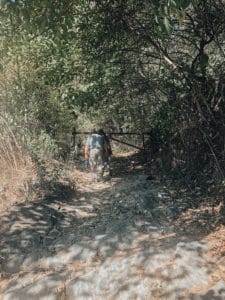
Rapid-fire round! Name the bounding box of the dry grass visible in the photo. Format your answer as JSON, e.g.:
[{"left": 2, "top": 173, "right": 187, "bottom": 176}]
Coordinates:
[
  {"left": 0, "top": 117, "right": 37, "bottom": 211},
  {"left": 0, "top": 158, "right": 36, "bottom": 211}
]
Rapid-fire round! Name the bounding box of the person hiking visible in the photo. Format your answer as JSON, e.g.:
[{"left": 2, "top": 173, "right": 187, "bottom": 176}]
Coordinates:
[
  {"left": 98, "top": 129, "right": 112, "bottom": 175},
  {"left": 85, "top": 129, "right": 104, "bottom": 181}
]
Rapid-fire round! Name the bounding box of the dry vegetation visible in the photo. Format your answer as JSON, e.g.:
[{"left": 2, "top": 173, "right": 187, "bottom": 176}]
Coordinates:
[
  {"left": 0, "top": 159, "right": 36, "bottom": 211},
  {"left": 0, "top": 119, "right": 36, "bottom": 211}
]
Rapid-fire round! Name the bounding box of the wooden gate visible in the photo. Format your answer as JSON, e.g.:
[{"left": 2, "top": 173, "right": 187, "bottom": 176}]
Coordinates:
[{"left": 71, "top": 129, "right": 151, "bottom": 151}]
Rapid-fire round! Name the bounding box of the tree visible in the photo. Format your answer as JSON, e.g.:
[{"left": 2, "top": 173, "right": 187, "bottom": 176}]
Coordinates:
[{"left": 1, "top": 0, "right": 225, "bottom": 182}]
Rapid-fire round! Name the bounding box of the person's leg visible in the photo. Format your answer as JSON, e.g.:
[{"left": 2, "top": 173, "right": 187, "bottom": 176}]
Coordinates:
[
  {"left": 96, "top": 150, "right": 104, "bottom": 180},
  {"left": 84, "top": 159, "right": 90, "bottom": 169},
  {"left": 84, "top": 144, "right": 90, "bottom": 169},
  {"left": 90, "top": 149, "right": 100, "bottom": 181},
  {"left": 89, "top": 149, "right": 95, "bottom": 181}
]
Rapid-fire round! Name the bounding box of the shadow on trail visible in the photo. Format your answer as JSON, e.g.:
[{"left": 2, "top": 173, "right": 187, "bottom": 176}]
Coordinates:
[
  {"left": 0, "top": 152, "right": 224, "bottom": 299},
  {"left": 190, "top": 286, "right": 225, "bottom": 300},
  {"left": 110, "top": 151, "right": 146, "bottom": 176},
  {"left": 73, "top": 150, "right": 146, "bottom": 176}
]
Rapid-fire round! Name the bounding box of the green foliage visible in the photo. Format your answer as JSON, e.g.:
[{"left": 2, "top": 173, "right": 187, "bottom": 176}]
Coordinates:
[
  {"left": 28, "top": 131, "right": 59, "bottom": 161},
  {"left": 0, "top": 0, "right": 225, "bottom": 186}
]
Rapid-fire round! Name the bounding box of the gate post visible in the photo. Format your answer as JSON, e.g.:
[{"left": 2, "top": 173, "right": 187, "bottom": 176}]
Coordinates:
[
  {"left": 142, "top": 133, "right": 148, "bottom": 165},
  {"left": 142, "top": 133, "right": 145, "bottom": 151},
  {"left": 71, "top": 127, "right": 76, "bottom": 147}
]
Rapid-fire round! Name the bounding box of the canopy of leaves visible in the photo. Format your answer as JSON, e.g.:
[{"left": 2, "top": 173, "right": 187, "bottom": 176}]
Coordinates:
[{"left": 1, "top": 0, "right": 225, "bottom": 182}]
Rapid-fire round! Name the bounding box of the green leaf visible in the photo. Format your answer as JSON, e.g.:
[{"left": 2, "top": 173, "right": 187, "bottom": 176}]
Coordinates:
[
  {"left": 163, "top": 16, "right": 173, "bottom": 33},
  {"left": 164, "top": 5, "right": 169, "bottom": 15}
]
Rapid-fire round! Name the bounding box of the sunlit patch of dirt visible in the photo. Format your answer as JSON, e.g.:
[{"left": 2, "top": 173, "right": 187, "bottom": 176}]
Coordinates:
[{"left": 204, "top": 225, "right": 225, "bottom": 259}]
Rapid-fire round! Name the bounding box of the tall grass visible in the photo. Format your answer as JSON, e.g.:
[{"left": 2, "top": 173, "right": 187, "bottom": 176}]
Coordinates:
[
  {"left": 0, "top": 115, "right": 75, "bottom": 211},
  {"left": 0, "top": 115, "right": 36, "bottom": 210}
]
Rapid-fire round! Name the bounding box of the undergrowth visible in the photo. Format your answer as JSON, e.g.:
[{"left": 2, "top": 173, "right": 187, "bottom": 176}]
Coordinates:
[{"left": 0, "top": 117, "right": 74, "bottom": 211}]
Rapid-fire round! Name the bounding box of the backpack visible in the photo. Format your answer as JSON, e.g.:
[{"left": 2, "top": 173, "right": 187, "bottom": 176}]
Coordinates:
[{"left": 104, "top": 136, "right": 112, "bottom": 156}]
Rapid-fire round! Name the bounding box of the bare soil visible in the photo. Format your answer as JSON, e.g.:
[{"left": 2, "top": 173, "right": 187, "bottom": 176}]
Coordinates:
[{"left": 0, "top": 152, "right": 225, "bottom": 299}]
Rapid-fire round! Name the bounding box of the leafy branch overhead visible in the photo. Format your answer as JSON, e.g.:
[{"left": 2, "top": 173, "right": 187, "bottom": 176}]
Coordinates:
[{"left": 1, "top": 0, "right": 225, "bottom": 183}]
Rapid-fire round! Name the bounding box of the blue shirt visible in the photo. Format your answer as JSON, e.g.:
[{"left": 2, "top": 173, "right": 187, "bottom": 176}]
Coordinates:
[{"left": 87, "top": 133, "right": 103, "bottom": 150}]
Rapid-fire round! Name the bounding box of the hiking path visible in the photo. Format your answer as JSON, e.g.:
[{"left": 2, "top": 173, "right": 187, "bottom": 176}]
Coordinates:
[{"left": 0, "top": 152, "right": 225, "bottom": 300}]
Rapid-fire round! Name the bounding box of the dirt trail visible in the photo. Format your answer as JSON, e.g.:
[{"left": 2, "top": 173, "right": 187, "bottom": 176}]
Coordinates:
[{"left": 0, "top": 155, "right": 225, "bottom": 299}]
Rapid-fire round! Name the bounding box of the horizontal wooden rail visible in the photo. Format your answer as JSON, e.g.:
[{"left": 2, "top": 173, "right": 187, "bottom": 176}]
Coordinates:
[
  {"left": 73, "top": 132, "right": 151, "bottom": 136},
  {"left": 71, "top": 131, "right": 152, "bottom": 151}
]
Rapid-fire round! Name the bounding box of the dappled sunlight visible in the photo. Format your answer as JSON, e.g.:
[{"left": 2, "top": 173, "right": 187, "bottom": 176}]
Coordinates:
[
  {"left": 3, "top": 231, "right": 218, "bottom": 299},
  {"left": 0, "top": 154, "right": 225, "bottom": 299}
]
